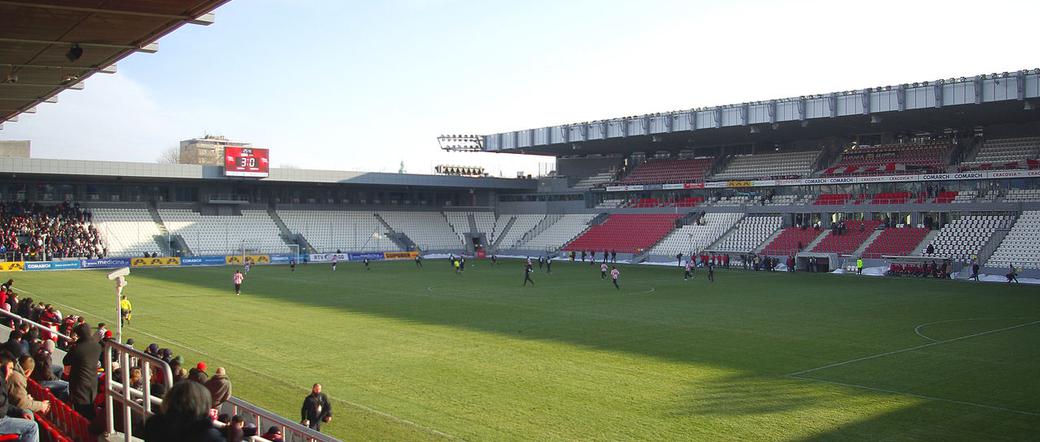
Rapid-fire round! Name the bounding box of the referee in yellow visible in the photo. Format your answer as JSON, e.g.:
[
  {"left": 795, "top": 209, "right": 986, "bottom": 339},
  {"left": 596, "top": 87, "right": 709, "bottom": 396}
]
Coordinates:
[{"left": 120, "top": 294, "right": 133, "bottom": 326}]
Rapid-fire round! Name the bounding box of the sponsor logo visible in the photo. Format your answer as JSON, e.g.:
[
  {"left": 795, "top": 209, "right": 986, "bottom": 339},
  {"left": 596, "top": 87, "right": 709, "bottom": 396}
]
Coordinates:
[
  {"left": 81, "top": 258, "right": 132, "bottom": 269},
  {"left": 130, "top": 257, "right": 181, "bottom": 267},
  {"left": 383, "top": 251, "right": 418, "bottom": 260},
  {"left": 225, "top": 255, "right": 271, "bottom": 265},
  {"left": 181, "top": 256, "right": 227, "bottom": 266},
  {"left": 727, "top": 180, "right": 753, "bottom": 188},
  {"left": 24, "top": 262, "right": 52, "bottom": 271},
  {"left": 348, "top": 253, "right": 384, "bottom": 261},
  {"left": 0, "top": 262, "right": 25, "bottom": 272}
]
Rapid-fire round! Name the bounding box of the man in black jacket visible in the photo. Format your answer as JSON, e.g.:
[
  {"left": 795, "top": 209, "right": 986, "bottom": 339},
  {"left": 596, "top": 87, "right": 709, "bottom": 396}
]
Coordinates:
[
  {"left": 0, "top": 353, "right": 39, "bottom": 441},
  {"left": 301, "top": 383, "right": 332, "bottom": 431},
  {"left": 63, "top": 323, "right": 102, "bottom": 419}
]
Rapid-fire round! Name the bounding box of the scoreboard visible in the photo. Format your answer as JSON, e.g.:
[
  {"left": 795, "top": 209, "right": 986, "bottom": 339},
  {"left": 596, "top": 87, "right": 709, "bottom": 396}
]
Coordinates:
[{"left": 224, "top": 147, "right": 269, "bottom": 178}]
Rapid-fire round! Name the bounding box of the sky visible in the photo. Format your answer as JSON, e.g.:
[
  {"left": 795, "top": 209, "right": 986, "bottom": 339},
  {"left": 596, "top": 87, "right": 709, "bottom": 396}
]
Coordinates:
[{"left": 2, "top": 0, "right": 1038, "bottom": 177}]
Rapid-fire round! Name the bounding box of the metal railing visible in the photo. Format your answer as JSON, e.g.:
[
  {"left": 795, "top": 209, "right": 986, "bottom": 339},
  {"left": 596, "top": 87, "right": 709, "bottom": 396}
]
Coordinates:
[
  {"left": 103, "top": 340, "right": 173, "bottom": 441},
  {"left": 219, "top": 396, "right": 338, "bottom": 442}
]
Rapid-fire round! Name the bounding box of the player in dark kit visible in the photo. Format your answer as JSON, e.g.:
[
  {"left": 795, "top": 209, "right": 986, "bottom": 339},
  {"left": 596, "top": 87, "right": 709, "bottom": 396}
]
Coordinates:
[
  {"left": 538, "top": 256, "right": 544, "bottom": 269},
  {"left": 491, "top": 254, "right": 497, "bottom": 265},
  {"left": 707, "top": 263, "right": 715, "bottom": 282},
  {"left": 363, "top": 258, "right": 370, "bottom": 270},
  {"left": 546, "top": 257, "right": 552, "bottom": 273},
  {"left": 415, "top": 254, "right": 423, "bottom": 268},
  {"left": 523, "top": 262, "right": 535, "bottom": 286},
  {"left": 290, "top": 258, "right": 297, "bottom": 272}
]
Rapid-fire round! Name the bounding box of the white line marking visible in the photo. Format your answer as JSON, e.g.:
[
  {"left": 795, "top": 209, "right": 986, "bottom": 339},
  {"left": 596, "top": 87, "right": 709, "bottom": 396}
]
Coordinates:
[
  {"left": 787, "top": 319, "right": 1040, "bottom": 377},
  {"left": 913, "top": 317, "right": 1036, "bottom": 342},
  {"left": 15, "top": 285, "right": 459, "bottom": 440},
  {"left": 790, "top": 375, "right": 1040, "bottom": 417}
]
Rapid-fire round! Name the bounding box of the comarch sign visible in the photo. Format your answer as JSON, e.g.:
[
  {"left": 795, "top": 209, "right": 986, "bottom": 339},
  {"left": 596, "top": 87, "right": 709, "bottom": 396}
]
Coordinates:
[{"left": 604, "top": 169, "right": 1040, "bottom": 192}]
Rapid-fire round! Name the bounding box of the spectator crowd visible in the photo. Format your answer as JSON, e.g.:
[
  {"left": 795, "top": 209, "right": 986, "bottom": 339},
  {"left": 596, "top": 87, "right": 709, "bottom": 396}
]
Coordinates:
[{"left": 0, "top": 201, "right": 104, "bottom": 261}]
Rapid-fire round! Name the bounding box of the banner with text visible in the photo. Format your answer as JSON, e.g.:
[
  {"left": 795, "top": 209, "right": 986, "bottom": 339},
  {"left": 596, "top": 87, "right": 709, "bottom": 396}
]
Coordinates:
[
  {"left": 604, "top": 169, "right": 1040, "bottom": 192},
  {"left": 80, "top": 258, "right": 132, "bottom": 269},
  {"left": 383, "top": 251, "right": 419, "bottom": 260},
  {"left": 225, "top": 255, "right": 271, "bottom": 265},
  {"left": 0, "top": 262, "right": 24, "bottom": 272},
  {"left": 181, "top": 256, "right": 227, "bottom": 267},
  {"left": 131, "top": 257, "right": 182, "bottom": 267}
]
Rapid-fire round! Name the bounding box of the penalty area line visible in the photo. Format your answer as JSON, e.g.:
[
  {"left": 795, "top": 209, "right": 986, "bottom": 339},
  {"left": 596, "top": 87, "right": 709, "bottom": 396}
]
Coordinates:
[
  {"left": 15, "top": 285, "right": 461, "bottom": 440},
  {"left": 786, "top": 319, "right": 1040, "bottom": 377}
]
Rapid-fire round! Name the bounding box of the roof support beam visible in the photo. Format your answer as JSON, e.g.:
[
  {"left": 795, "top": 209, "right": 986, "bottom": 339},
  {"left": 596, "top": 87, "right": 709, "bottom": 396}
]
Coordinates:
[
  {"left": 0, "top": 1, "right": 216, "bottom": 25},
  {"left": 0, "top": 82, "right": 84, "bottom": 90},
  {"left": 0, "top": 37, "right": 158, "bottom": 53},
  {"left": 0, "top": 63, "right": 116, "bottom": 73}
]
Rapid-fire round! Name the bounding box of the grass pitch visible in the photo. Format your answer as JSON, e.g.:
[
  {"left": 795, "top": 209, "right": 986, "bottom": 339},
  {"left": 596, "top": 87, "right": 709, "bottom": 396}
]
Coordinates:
[{"left": 5, "top": 259, "right": 1039, "bottom": 441}]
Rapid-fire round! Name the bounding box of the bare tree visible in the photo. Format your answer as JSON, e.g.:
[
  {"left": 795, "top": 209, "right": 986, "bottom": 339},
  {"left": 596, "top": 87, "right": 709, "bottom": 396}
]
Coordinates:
[{"left": 156, "top": 146, "right": 179, "bottom": 164}]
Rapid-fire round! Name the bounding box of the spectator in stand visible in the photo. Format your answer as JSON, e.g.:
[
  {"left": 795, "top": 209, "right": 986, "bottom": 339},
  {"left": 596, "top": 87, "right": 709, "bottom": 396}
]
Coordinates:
[
  {"left": 3, "top": 330, "right": 25, "bottom": 359},
  {"left": 0, "top": 201, "right": 103, "bottom": 261},
  {"left": 224, "top": 414, "right": 246, "bottom": 442},
  {"left": 203, "top": 367, "right": 231, "bottom": 408},
  {"left": 0, "top": 353, "right": 38, "bottom": 441},
  {"left": 301, "top": 383, "right": 332, "bottom": 431},
  {"left": 143, "top": 380, "right": 223, "bottom": 442},
  {"left": 188, "top": 362, "right": 208, "bottom": 384},
  {"left": 6, "top": 356, "right": 49, "bottom": 415},
  {"left": 64, "top": 323, "right": 102, "bottom": 419},
  {"left": 261, "top": 426, "right": 284, "bottom": 442},
  {"left": 31, "top": 342, "right": 68, "bottom": 401},
  {"left": 926, "top": 243, "right": 935, "bottom": 255}
]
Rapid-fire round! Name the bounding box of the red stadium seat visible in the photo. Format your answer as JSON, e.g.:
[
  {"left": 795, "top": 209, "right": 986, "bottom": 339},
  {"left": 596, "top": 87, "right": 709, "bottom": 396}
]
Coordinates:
[
  {"left": 761, "top": 228, "right": 824, "bottom": 256},
  {"left": 563, "top": 214, "right": 680, "bottom": 254}
]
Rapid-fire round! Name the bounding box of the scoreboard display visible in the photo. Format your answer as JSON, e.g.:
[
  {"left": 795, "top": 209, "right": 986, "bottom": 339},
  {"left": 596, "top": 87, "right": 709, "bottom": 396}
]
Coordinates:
[{"left": 224, "top": 146, "right": 269, "bottom": 178}]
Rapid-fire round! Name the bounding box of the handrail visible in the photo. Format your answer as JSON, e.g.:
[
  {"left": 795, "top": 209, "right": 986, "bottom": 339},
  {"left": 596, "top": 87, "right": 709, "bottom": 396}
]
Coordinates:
[
  {"left": 221, "top": 395, "right": 339, "bottom": 442},
  {"left": 103, "top": 340, "right": 174, "bottom": 442}
]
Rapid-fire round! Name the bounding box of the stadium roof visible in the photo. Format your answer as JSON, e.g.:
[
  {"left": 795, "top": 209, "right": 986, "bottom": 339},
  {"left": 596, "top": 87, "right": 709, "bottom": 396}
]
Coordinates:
[
  {"left": 0, "top": 0, "right": 228, "bottom": 127},
  {"left": 483, "top": 69, "right": 1040, "bottom": 156},
  {"left": 0, "top": 157, "right": 538, "bottom": 190}
]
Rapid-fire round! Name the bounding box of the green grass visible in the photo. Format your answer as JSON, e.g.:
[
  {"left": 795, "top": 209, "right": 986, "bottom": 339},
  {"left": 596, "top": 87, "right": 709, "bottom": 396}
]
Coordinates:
[{"left": 4, "top": 260, "right": 1039, "bottom": 441}]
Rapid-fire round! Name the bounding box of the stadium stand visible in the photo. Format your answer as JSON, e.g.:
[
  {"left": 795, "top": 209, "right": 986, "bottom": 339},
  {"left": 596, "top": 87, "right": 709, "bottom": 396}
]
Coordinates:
[
  {"left": 444, "top": 211, "right": 474, "bottom": 245},
  {"left": 517, "top": 214, "right": 596, "bottom": 252},
  {"left": 378, "top": 211, "right": 462, "bottom": 250},
  {"left": 496, "top": 214, "right": 544, "bottom": 249},
  {"left": 764, "top": 194, "right": 812, "bottom": 206},
  {"left": 811, "top": 220, "right": 882, "bottom": 254},
  {"left": 648, "top": 213, "right": 743, "bottom": 256},
  {"left": 159, "top": 209, "right": 291, "bottom": 255},
  {"left": 987, "top": 211, "right": 1040, "bottom": 269},
  {"left": 563, "top": 214, "right": 680, "bottom": 254},
  {"left": 713, "top": 216, "right": 783, "bottom": 252},
  {"left": 951, "top": 190, "right": 977, "bottom": 203},
  {"left": 1002, "top": 188, "right": 1040, "bottom": 203},
  {"left": 822, "top": 142, "right": 949, "bottom": 176},
  {"left": 704, "top": 195, "right": 757, "bottom": 207},
  {"left": 278, "top": 210, "right": 400, "bottom": 252},
  {"left": 932, "top": 191, "right": 959, "bottom": 204},
  {"left": 0, "top": 202, "right": 103, "bottom": 260},
  {"left": 960, "top": 136, "right": 1040, "bottom": 170},
  {"left": 869, "top": 192, "right": 913, "bottom": 204},
  {"left": 922, "top": 214, "right": 1016, "bottom": 261},
  {"left": 573, "top": 171, "right": 617, "bottom": 189},
  {"left": 861, "top": 227, "right": 929, "bottom": 258},
  {"left": 596, "top": 199, "right": 626, "bottom": 209},
  {"left": 711, "top": 150, "right": 819, "bottom": 180},
  {"left": 473, "top": 211, "right": 497, "bottom": 243},
  {"left": 91, "top": 207, "right": 164, "bottom": 257},
  {"left": 761, "top": 227, "right": 823, "bottom": 256},
  {"left": 620, "top": 158, "right": 713, "bottom": 184},
  {"left": 813, "top": 194, "right": 853, "bottom": 205}
]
